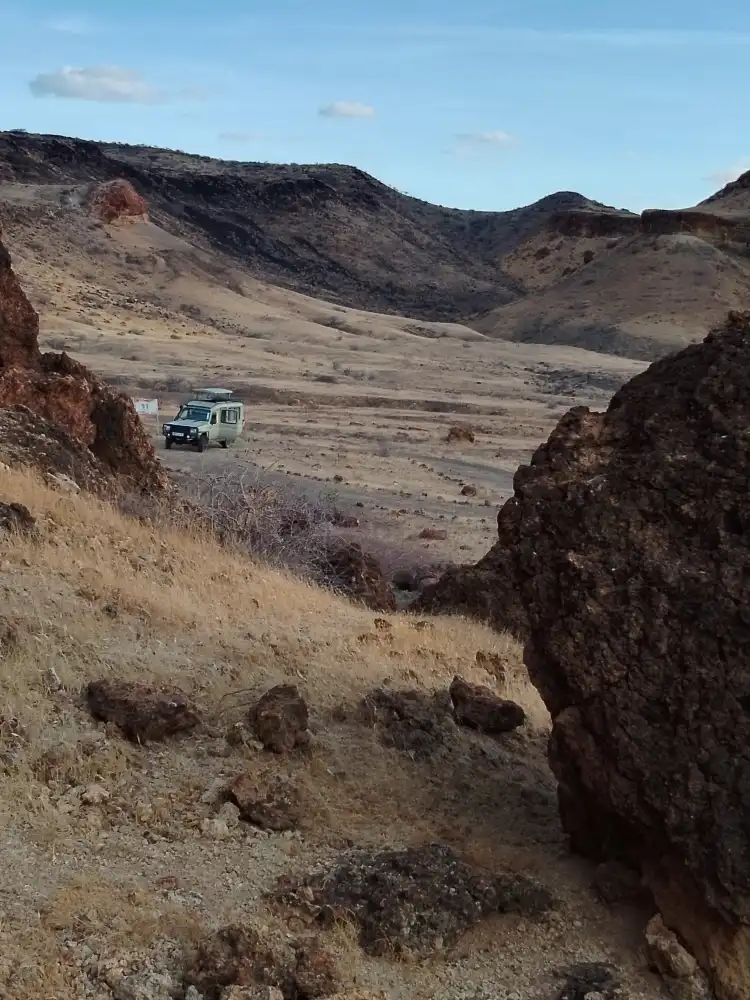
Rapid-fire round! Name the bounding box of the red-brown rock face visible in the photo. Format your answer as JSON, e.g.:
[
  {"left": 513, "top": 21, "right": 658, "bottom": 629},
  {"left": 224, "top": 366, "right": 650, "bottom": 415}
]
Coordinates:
[
  {"left": 87, "top": 178, "right": 148, "bottom": 223},
  {"left": 505, "top": 311, "right": 750, "bottom": 1000},
  {"left": 0, "top": 234, "right": 39, "bottom": 368},
  {"left": 0, "top": 230, "right": 165, "bottom": 491}
]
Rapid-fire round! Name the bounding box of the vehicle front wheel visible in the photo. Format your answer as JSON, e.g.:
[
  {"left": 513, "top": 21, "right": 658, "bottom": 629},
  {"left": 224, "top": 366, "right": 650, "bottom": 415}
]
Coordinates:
[
  {"left": 196, "top": 435, "right": 207, "bottom": 453},
  {"left": 165, "top": 438, "right": 172, "bottom": 450}
]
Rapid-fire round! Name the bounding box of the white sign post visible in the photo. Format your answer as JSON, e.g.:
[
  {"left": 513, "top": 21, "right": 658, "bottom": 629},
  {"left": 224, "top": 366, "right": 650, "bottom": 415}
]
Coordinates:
[{"left": 133, "top": 398, "right": 160, "bottom": 428}]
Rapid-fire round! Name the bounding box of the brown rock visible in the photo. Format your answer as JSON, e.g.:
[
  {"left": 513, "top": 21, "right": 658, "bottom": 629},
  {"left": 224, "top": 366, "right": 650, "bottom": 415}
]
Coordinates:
[
  {"left": 593, "top": 860, "right": 647, "bottom": 906},
  {"left": 418, "top": 527, "right": 448, "bottom": 541},
  {"left": 86, "top": 679, "right": 200, "bottom": 742},
  {"left": 249, "top": 684, "right": 309, "bottom": 753},
  {"left": 316, "top": 541, "right": 396, "bottom": 612},
  {"left": 645, "top": 914, "right": 699, "bottom": 980},
  {"left": 293, "top": 942, "right": 340, "bottom": 998},
  {"left": 499, "top": 312, "right": 750, "bottom": 1000},
  {"left": 449, "top": 676, "right": 526, "bottom": 735},
  {"left": 0, "top": 232, "right": 38, "bottom": 369},
  {"left": 360, "top": 686, "right": 455, "bottom": 756},
  {"left": 184, "top": 926, "right": 292, "bottom": 1000},
  {"left": 0, "top": 500, "right": 35, "bottom": 536},
  {"left": 226, "top": 770, "right": 302, "bottom": 831},
  {"left": 413, "top": 504, "right": 528, "bottom": 640},
  {"left": 0, "top": 406, "right": 114, "bottom": 495},
  {"left": 276, "top": 842, "right": 554, "bottom": 957},
  {"left": 220, "top": 988, "right": 284, "bottom": 1000},
  {"left": 460, "top": 484, "right": 477, "bottom": 497},
  {"left": 87, "top": 178, "right": 148, "bottom": 224},
  {"left": 445, "top": 425, "right": 475, "bottom": 444},
  {"left": 0, "top": 233, "right": 166, "bottom": 492}
]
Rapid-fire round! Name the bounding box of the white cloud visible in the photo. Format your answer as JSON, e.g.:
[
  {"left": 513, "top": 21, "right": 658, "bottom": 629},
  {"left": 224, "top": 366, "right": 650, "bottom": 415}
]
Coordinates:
[
  {"left": 29, "top": 66, "right": 163, "bottom": 103},
  {"left": 319, "top": 101, "right": 376, "bottom": 119},
  {"left": 707, "top": 161, "right": 750, "bottom": 187},
  {"left": 455, "top": 130, "right": 514, "bottom": 146},
  {"left": 44, "top": 14, "right": 98, "bottom": 35}
]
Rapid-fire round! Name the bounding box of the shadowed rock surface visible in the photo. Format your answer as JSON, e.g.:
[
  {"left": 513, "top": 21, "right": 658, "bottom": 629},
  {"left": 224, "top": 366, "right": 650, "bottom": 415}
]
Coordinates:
[
  {"left": 86, "top": 679, "right": 200, "bottom": 742},
  {"left": 412, "top": 503, "right": 528, "bottom": 640},
  {"left": 275, "top": 842, "right": 555, "bottom": 957},
  {"left": 503, "top": 311, "right": 750, "bottom": 1000}
]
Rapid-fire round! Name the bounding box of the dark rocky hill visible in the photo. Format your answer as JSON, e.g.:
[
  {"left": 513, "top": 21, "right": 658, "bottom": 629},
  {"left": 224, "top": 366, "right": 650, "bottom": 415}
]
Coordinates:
[{"left": 0, "top": 131, "right": 611, "bottom": 322}]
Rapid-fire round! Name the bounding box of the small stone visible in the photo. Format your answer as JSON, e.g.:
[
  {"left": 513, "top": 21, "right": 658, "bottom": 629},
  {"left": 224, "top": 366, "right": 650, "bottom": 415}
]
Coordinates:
[
  {"left": 227, "top": 771, "right": 302, "bottom": 831},
  {"left": 248, "top": 685, "right": 309, "bottom": 754},
  {"left": 81, "top": 784, "right": 110, "bottom": 805},
  {"left": 449, "top": 676, "right": 526, "bottom": 735},
  {"left": 201, "top": 817, "right": 231, "bottom": 840},
  {"left": 645, "top": 914, "right": 698, "bottom": 980}
]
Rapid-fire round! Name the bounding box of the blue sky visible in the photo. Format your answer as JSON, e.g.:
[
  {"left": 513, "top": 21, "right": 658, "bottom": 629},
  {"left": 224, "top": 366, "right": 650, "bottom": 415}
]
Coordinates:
[{"left": 2, "top": 0, "right": 750, "bottom": 212}]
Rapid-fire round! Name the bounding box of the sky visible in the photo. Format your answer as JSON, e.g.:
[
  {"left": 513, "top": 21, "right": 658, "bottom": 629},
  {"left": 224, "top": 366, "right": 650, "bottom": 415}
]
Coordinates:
[{"left": 1, "top": 0, "right": 750, "bottom": 212}]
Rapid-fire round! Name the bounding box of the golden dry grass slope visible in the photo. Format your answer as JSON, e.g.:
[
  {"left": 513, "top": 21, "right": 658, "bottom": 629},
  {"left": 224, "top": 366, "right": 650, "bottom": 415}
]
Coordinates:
[{"left": 0, "top": 464, "right": 666, "bottom": 1000}]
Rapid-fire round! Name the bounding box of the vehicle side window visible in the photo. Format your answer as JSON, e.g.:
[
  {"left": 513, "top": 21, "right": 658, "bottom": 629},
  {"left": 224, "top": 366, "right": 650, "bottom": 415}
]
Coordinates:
[
  {"left": 221, "top": 408, "right": 239, "bottom": 424},
  {"left": 210, "top": 411, "right": 217, "bottom": 425}
]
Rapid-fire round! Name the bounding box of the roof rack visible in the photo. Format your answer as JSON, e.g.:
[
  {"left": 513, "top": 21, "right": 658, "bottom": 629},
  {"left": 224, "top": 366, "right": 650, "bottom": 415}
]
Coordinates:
[{"left": 193, "top": 388, "right": 234, "bottom": 402}]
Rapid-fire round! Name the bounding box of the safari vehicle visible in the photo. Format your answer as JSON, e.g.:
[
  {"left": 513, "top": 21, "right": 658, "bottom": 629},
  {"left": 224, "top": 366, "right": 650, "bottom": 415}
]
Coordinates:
[{"left": 162, "top": 388, "right": 244, "bottom": 452}]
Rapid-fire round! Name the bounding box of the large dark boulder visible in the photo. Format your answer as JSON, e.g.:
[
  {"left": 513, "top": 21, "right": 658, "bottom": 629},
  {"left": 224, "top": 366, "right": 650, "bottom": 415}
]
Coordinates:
[{"left": 505, "top": 311, "right": 750, "bottom": 1000}]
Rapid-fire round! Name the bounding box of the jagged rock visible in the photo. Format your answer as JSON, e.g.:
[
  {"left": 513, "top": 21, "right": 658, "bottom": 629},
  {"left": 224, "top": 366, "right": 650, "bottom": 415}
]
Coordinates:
[
  {"left": 184, "top": 926, "right": 293, "bottom": 1000},
  {"left": 0, "top": 406, "right": 115, "bottom": 495},
  {"left": 221, "top": 988, "right": 284, "bottom": 1000},
  {"left": 645, "top": 914, "right": 699, "bottom": 980},
  {"left": 413, "top": 504, "right": 528, "bottom": 640},
  {"left": 316, "top": 541, "right": 396, "bottom": 612},
  {"left": 359, "top": 686, "right": 456, "bottom": 756},
  {"left": 88, "top": 178, "right": 148, "bottom": 223},
  {"left": 445, "top": 425, "right": 475, "bottom": 444},
  {"left": 86, "top": 679, "right": 200, "bottom": 742},
  {"left": 449, "top": 676, "right": 526, "bottom": 735},
  {"left": 555, "top": 962, "right": 622, "bottom": 1000},
  {"left": 502, "top": 312, "right": 750, "bottom": 1000},
  {"left": 0, "top": 500, "right": 35, "bottom": 536},
  {"left": 593, "top": 860, "right": 648, "bottom": 906},
  {"left": 248, "top": 684, "right": 309, "bottom": 754},
  {"left": 293, "top": 942, "right": 340, "bottom": 998},
  {"left": 0, "top": 231, "right": 38, "bottom": 369},
  {"left": 0, "top": 231, "right": 167, "bottom": 492},
  {"left": 275, "top": 842, "right": 554, "bottom": 958},
  {"left": 226, "top": 770, "right": 302, "bottom": 831}
]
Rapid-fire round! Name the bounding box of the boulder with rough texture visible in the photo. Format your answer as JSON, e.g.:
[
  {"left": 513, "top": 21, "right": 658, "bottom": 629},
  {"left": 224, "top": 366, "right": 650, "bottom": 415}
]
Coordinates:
[
  {"left": 86, "top": 680, "right": 200, "bottom": 742},
  {"left": 412, "top": 504, "right": 528, "bottom": 640},
  {"left": 316, "top": 541, "right": 396, "bottom": 612},
  {"left": 88, "top": 178, "right": 148, "bottom": 223},
  {"left": 226, "top": 770, "right": 302, "bottom": 831},
  {"left": 275, "top": 842, "right": 554, "bottom": 957},
  {"left": 0, "top": 231, "right": 167, "bottom": 492},
  {"left": 449, "top": 676, "right": 526, "bottom": 735},
  {"left": 184, "top": 926, "right": 292, "bottom": 1000},
  {"left": 0, "top": 500, "right": 35, "bottom": 536},
  {"left": 0, "top": 406, "right": 116, "bottom": 495},
  {"left": 504, "top": 312, "right": 750, "bottom": 1000},
  {"left": 248, "top": 684, "right": 309, "bottom": 754},
  {"left": 0, "top": 231, "right": 38, "bottom": 369}
]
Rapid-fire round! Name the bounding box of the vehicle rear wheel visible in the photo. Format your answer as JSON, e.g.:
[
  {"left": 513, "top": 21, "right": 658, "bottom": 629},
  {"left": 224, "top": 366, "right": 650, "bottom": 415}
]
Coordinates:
[
  {"left": 220, "top": 439, "right": 228, "bottom": 449},
  {"left": 196, "top": 435, "right": 207, "bottom": 453},
  {"left": 165, "top": 439, "right": 172, "bottom": 450}
]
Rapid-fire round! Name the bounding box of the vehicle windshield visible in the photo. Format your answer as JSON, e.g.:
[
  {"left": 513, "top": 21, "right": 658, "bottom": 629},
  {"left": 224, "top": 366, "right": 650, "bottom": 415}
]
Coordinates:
[{"left": 176, "top": 405, "right": 211, "bottom": 422}]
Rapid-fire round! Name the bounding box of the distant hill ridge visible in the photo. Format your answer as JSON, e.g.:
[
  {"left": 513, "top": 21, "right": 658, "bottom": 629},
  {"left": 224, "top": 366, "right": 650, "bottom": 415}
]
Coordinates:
[{"left": 1, "top": 130, "right": 749, "bottom": 359}]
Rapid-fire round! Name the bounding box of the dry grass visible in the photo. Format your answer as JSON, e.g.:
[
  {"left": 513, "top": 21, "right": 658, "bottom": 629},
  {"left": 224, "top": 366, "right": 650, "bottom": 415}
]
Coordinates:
[{"left": 0, "top": 464, "right": 554, "bottom": 995}]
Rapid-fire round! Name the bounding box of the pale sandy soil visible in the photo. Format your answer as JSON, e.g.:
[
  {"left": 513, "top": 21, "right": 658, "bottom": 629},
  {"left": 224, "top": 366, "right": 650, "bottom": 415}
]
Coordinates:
[{"left": 2, "top": 201, "right": 646, "bottom": 566}]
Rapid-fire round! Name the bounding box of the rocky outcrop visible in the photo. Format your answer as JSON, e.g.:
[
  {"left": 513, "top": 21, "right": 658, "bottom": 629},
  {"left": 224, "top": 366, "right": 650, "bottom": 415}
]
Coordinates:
[
  {"left": 0, "top": 231, "right": 166, "bottom": 491},
  {"left": 412, "top": 505, "right": 528, "bottom": 640},
  {"left": 87, "top": 178, "right": 148, "bottom": 223},
  {"left": 0, "top": 232, "right": 38, "bottom": 368},
  {"left": 503, "top": 311, "right": 750, "bottom": 1000},
  {"left": 317, "top": 540, "right": 397, "bottom": 612}
]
